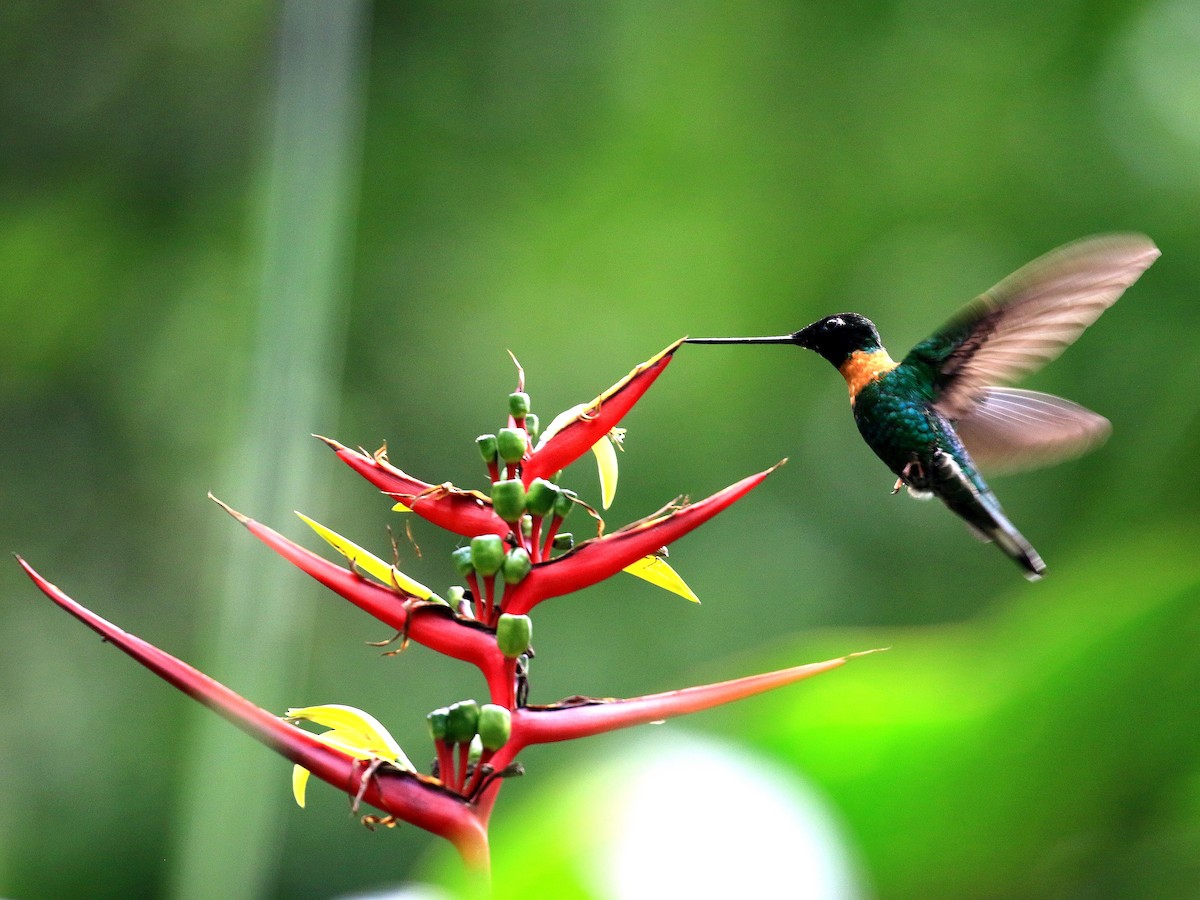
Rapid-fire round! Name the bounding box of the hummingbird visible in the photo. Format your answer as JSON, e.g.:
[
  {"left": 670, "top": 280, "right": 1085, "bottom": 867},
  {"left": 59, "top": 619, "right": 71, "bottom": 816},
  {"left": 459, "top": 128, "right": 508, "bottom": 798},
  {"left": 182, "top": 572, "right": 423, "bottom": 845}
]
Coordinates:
[{"left": 686, "top": 234, "right": 1160, "bottom": 579}]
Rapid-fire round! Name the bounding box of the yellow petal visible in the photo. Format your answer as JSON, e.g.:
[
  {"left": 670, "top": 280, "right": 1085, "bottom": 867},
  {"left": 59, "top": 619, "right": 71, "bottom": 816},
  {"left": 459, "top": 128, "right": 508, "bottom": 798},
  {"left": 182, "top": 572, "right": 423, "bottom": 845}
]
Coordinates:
[
  {"left": 287, "top": 704, "right": 414, "bottom": 769},
  {"left": 391, "top": 501, "right": 412, "bottom": 513},
  {"left": 311, "top": 728, "right": 390, "bottom": 760},
  {"left": 591, "top": 435, "right": 619, "bottom": 510},
  {"left": 534, "top": 403, "right": 588, "bottom": 450},
  {"left": 622, "top": 554, "right": 700, "bottom": 603},
  {"left": 295, "top": 512, "right": 433, "bottom": 600},
  {"left": 292, "top": 764, "right": 311, "bottom": 808}
]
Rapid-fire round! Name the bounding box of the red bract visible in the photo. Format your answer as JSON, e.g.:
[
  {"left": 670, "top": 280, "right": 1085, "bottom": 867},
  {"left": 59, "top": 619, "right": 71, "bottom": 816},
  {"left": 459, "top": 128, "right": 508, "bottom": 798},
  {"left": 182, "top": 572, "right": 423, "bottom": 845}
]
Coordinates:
[
  {"left": 18, "top": 340, "right": 868, "bottom": 881},
  {"left": 522, "top": 339, "right": 681, "bottom": 485},
  {"left": 209, "top": 497, "right": 515, "bottom": 698},
  {"left": 467, "top": 653, "right": 863, "bottom": 819},
  {"left": 511, "top": 657, "right": 853, "bottom": 746},
  {"left": 502, "top": 465, "right": 780, "bottom": 615},
  {"left": 320, "top": 436, "right": 508, "bottom": 537},
  {"left": 15, "top": 557, "right": 490, "bottom": 870}
]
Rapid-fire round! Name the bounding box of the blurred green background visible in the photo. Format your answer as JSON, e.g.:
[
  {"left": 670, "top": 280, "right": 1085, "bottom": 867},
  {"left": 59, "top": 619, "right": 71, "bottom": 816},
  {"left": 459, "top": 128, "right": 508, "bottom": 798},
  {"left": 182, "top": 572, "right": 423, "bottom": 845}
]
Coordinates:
[{"left": 4, "top": 1, "right": 1200, "bottom": 897}]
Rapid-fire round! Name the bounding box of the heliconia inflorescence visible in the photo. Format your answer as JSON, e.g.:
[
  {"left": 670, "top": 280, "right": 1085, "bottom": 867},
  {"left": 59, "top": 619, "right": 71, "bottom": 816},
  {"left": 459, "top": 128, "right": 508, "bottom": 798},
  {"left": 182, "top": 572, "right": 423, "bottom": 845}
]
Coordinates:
[{"left": 16, "top": 338, "right": 868, "bottom": 877}]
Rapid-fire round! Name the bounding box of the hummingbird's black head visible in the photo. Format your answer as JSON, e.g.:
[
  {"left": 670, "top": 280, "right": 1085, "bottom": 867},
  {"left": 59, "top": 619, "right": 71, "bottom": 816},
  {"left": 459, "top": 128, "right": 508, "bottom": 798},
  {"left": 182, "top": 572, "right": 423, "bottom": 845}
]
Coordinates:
[{"left": 791, "top": 313, "right": 882, "bottom": 368}]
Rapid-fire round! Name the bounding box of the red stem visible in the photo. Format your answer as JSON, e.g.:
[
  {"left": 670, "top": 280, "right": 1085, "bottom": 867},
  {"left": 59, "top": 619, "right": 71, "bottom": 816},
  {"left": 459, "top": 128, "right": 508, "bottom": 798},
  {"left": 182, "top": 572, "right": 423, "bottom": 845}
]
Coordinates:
[
  {"left": 482, "top": 575, "right": 497, "bottom": 627},
  {"left": 464, "top": 749, "right": 494, "bottom": 799},
  {"left": 529, "top": 516, "right": 543, "bottom": 563},
  {"left": 455, "top": 744, "right": 470, "bottom": 794},
  {"left": 466, "top": 573, "right": 482, "bottom": 620},
  {"left": 435, "top": 739, "right": 454, "bottom": 788},
  {"left": 494, "top": 657, "right": 519, "bottom": 710},
  {"left": 540, "top": 514, "right": 562, "bottom": 559}
]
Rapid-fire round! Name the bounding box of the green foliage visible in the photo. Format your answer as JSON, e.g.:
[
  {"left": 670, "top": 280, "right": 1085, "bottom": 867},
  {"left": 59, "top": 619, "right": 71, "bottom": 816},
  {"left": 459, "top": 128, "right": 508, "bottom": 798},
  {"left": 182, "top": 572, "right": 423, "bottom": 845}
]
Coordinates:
[
  {"left": 432, "top": 531, "right": 1200, "bottom": 897},
  {"left": 4, "top": 1, "right": 1200, "bottom": 897}
]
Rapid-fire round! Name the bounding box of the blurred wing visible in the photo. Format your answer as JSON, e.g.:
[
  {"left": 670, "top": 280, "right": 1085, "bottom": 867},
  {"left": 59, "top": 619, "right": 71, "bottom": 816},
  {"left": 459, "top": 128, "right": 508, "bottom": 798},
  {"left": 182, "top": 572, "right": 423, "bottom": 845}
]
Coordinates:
[
  {"left": 954, "top": 387, "right": 1111, "bottom": 474},
  {"left": 902, "top": 233, "right": 1159, "bottom": 419}
]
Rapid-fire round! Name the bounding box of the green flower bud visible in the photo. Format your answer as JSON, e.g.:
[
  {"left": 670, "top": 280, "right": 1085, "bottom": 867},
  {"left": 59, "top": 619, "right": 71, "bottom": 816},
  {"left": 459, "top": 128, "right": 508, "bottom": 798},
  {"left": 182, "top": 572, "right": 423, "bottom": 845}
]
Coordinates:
[
  {"left": 525, "top": 413, "right": 540, "bottom": 443},
  {"left": 490, "top": 479, "right": 526, "bottom": 524},
  {"left": 448, "top": 584, "right": 473, "bottom": 617},
  {"left": 502, "top": 547, "right": 532, "bottom": 585},
  {"left": 478, "top": 704, "right": 512, "bottom": 751},
  {"left": 552, "top": 532, "right": 574, "bottom": 551},
  {"left": 508, "top": 392, "right": 531, "bottom": 418},
  {"left": 467, "top": 733, "right": 484, "bottom": 765},
  {"left": 445, "top": 699, "right": 481, "bottom": 745},
  {"left": 524, "top": 478, "right": 560, "bottom": 518},
  {"left": 496, "top": 427, "right": 528, "bottom": 464},
  {"left": 426, "top": 707, "right": 449, "bottom": 742},
  {"left": 496, "top": 613, "right": 533, "bottom": 659},
  {"left": 476, "top": 433, "right": 498, "bottom": 463},
  {"left": 451, "top": 546, "right": 475, "bottom": 577},
  {"left": 470, "top": 534, "right": 505, "bottom": 577},
  {"left": 553, "top": 488, "right": 576, "bottom": 520},
  {"left": 520, "top": 514, "right": 533, "bottom": 538}
]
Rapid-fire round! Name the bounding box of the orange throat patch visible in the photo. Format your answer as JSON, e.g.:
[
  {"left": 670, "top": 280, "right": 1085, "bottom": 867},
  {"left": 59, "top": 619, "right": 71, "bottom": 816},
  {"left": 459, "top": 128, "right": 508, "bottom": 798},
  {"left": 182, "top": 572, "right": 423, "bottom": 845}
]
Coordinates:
[{"left": 839, "top": 349, "right": 898, "bottom": 405}]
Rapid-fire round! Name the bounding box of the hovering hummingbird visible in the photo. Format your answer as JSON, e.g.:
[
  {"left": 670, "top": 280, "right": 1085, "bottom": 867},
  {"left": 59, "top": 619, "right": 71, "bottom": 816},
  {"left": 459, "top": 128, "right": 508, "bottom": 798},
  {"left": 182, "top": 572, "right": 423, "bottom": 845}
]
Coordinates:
[{"left": 686, "top": 234, "right": 1160, "bottom": 579}]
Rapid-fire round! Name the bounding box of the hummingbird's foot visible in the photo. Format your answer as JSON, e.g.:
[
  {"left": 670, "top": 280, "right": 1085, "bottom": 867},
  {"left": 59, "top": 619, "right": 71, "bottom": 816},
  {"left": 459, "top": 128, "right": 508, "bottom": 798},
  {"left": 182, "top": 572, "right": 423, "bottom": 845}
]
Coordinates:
[{"left": 893, "top": 459, "right": 925, "bottom": 494}]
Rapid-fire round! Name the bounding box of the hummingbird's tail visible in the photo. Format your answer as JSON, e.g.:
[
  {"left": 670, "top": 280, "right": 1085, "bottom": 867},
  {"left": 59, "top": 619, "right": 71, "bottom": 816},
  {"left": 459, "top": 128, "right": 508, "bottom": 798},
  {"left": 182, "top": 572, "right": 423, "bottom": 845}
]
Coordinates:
[
  {"left": 971, "top": 506, "right": 1046, "bottom": 581},
  {"left": 930, "top": 450, "right": 1046, "bottom": 580}
]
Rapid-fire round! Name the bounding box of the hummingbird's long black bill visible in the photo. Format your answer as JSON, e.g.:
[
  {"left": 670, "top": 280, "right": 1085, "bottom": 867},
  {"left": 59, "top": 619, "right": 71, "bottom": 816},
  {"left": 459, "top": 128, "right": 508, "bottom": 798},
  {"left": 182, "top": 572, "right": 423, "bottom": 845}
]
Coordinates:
[{"left": 684, "top": 335, "right": 796, "bottom": 345}]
